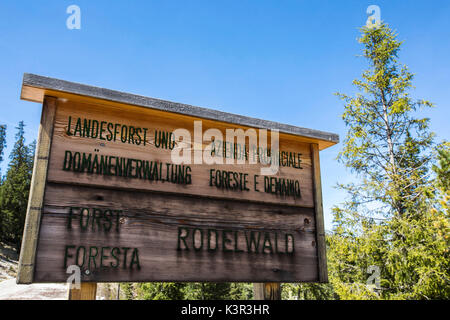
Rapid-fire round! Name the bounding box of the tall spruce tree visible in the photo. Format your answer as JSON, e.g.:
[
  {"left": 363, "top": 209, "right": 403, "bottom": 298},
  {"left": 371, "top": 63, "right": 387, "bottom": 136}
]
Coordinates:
[
  {"left": 0, "top": 124, "right": 6, "bottom": 175},
  {"left": 328, "top": 23, "right": 448, "bottom": 299},
  {"left": 0, "top": 124, "right": 6, "bottom": 238},
  {"left": 0, "top": 121, "right": 34, "bottom": 249}
]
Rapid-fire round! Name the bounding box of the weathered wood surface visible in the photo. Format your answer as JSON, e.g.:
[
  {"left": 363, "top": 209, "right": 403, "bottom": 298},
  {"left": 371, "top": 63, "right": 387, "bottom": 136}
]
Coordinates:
[
  {"left": 253, "top": 283, "right": 281, "bottom": 300},
  {"left": 46, "top": 99, "right": 315, "bottom": 207},
  {"left": 17, "top": 76, "right": 337, "bottom": 285},
  {"left": 33, "top": 183, "right": 319, "bottom": 283},
  {"left": 17, "top": 96, "right": 57, "bottom": 284},
  {"left": 311, "top": 143, "right": 328, "bottom": 282},
  {"left": 68, "top": 282, "right": 97, "bottom": 300}
]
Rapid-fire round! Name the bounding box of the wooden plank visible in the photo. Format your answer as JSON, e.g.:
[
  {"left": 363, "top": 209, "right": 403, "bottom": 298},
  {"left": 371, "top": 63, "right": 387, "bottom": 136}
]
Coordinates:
[
  {"left": 17, "top": 76, "right": 334, "bottom": 286},
  {"left": 21, "top": 73, "right": 339, "bottom": 149},
  {"left": 253, "top": 283, "right": 281, "bottom": 300},
  {"left": 16, "top": 96, "right": 57, "bottom": 284},
  {"left": 68, "top": 282, "right": 97, "bottom": 300},
  {"left": 33, "top": 183, "right": 319, "bottom": 283},
  {"left": 46, "top": 98, "right": 315, "bottom": 207},
  {"left": 311, "top": 143, "right": 328, "bottom": 282}
]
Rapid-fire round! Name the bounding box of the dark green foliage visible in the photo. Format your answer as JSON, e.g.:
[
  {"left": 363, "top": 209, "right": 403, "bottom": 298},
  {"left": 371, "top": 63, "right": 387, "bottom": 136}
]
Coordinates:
[
  {"left": 183, "top": 283, "right": 232, "bottom": 300},
  {"left": 0, "top": 124, "right": 6, "bottom": 237},
  {"left": 183, "top": 283, "right": 253, "bottom": 300},
  {"left": 0, "top": 122, "right": 35, "bottom": 251},
  {"left": 132, "top": 282, "right": 253, "bottom": 300},
  {"left": 0, "top": 124, "right": 6, "bottom": 173},
  {"left": 136, "top": 283, "right": 187, "bottom": 300},
  {"left": 227, "top": 283, "right": 253, "bottom": 300}
]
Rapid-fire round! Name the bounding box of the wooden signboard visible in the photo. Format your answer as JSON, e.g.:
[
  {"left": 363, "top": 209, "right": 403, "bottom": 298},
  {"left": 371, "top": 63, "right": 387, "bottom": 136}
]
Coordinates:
[{"left": 17, "top": 73, "right": 338, "bottom": 284}]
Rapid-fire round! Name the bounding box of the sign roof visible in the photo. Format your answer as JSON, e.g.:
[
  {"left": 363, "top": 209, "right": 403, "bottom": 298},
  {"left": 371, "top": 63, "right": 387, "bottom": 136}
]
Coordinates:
[{"left": 21, "top": 73, "right": 339, "bottom": 150}]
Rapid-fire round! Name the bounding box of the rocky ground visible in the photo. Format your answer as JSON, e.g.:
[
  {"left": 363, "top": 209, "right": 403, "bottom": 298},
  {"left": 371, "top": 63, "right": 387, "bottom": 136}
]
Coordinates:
[
  {"left": 0, "top": 279, "right": 69, "bottom": 300},
  {"left": 0, "top": 242, "right": 121, "bottom": 300},
  {"left": 0, "top": 242, "right": 67, "bottom": 300},
  {"left": 0, "top": 244, "right": 17, "bottom": 281}
]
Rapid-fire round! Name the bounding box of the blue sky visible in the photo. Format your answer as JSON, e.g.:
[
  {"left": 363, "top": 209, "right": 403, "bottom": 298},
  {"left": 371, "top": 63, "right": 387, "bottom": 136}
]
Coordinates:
[{"left": 0, "top": 1, "right": 449, "bottom": 230}]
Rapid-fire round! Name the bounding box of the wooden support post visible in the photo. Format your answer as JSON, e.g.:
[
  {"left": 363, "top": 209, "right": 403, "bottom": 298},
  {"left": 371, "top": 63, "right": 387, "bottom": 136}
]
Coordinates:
[
  {"left": 17, "top": 96, "right": 58, "bottom": 284},
  {"left": 253, "top": 283, "right": 281, "bottom": 300},
  {"left": 68, "top": 282, "right": 97, "bottom": 300},
  {"left": 311, "top": 143, "right": 328, "bottom": 282}
]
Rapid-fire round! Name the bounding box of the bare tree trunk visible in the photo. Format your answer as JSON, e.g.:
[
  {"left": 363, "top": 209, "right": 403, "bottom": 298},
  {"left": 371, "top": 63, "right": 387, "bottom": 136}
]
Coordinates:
[
  {"left": 381, "top": 92, "right": 405, "bottom": 217},
  {"left": 381, "top": 98, "right": 396, "bottom": 174}
]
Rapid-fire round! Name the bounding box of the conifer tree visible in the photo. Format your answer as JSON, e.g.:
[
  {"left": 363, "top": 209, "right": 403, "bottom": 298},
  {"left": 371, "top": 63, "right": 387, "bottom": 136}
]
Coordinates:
[
  {"left": 328, "top": 22, "right": 448, "bottom": 299},
  {"left": 0, "top": 124, "right": 6, "bottom": 238},
  {"left": 0, "top": 122, "right": 34, "bottom": 249},
  {"left": 0, "top": 124, "right": 6, "bottom": 176},
  {"left": 133, "top": 282, "right": 253, "bottom": 300}
]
